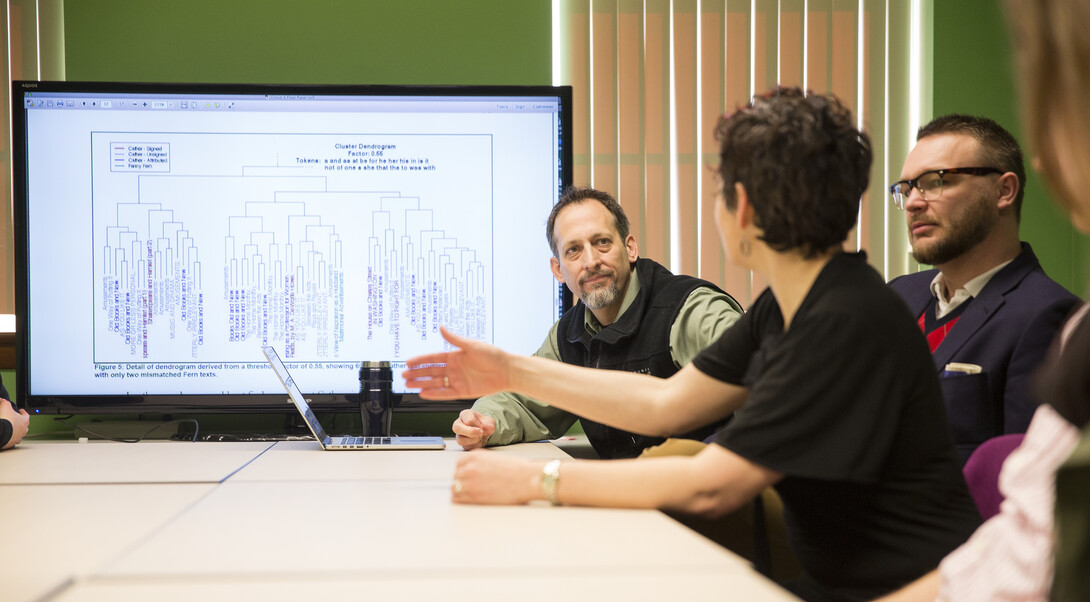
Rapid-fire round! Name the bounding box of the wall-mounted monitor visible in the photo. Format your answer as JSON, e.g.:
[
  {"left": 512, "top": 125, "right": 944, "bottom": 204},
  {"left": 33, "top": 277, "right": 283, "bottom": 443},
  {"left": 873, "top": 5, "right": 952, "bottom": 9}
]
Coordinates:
[{"left": 12, "top": 81, "right": 572, "bottom": 414}]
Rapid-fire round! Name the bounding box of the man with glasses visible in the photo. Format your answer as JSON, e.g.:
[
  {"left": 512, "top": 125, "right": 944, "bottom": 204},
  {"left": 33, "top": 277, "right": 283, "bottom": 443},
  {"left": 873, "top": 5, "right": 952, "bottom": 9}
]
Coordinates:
[
  {"left": 451, "top": 186, "right": 744, "bottom": 459},
  {"left": 888, "top": 114, "right": 1079, "bottom": 463}
]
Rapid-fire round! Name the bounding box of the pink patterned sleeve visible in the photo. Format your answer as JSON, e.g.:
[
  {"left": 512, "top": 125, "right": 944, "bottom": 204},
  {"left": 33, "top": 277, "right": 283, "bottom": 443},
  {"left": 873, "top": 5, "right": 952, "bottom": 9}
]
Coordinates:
[{"left": 937, "top": 404, "right": 1078, "bottom": 601}]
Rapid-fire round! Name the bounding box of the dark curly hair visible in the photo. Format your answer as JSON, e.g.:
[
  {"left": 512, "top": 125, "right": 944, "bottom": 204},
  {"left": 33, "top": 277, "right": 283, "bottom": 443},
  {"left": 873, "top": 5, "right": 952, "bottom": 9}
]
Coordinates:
[
  {"left": 916, "top": 114, "right": 1026, "bottom": 221},
  {"left": 545, "top": 186, "right": 631, "bottom": 258},
  {"left": 716, "top": 87, "right": 872, "bottom": 258}
]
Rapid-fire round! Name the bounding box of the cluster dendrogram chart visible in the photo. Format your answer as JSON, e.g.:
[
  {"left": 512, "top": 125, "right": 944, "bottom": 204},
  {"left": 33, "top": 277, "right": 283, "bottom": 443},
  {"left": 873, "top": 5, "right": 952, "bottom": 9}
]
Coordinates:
[
  {"left": 16, "top": 85, "right": 567, "bottom": 408},
  {"left": 92, "top": 132, "right": 493, "bottom": 367}
]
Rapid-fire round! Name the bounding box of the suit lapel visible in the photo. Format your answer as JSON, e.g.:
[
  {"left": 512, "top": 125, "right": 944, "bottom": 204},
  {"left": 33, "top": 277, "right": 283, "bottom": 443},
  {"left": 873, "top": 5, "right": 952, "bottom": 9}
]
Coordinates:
[
  {"left": 930, "top": 291, "right": 1002, "bottom": 369},
  {"left": 930, "top": 244, "right": 1038, "bottom": 369}
]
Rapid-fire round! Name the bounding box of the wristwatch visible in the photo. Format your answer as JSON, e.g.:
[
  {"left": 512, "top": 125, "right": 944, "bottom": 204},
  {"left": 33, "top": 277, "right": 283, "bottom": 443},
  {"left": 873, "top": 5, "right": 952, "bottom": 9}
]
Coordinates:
[{"left": 541, "top": 459, "right": 562, "bottom": 506}]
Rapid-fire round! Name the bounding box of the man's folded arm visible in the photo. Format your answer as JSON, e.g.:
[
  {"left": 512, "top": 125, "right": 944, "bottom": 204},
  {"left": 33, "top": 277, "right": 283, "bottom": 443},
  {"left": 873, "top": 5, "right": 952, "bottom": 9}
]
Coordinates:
[
  {"left": 471, "top": 321, "right": 579, "bottom": 446},
  {"left": 473, "top": 391, "right": 579, "bottom": 446}
]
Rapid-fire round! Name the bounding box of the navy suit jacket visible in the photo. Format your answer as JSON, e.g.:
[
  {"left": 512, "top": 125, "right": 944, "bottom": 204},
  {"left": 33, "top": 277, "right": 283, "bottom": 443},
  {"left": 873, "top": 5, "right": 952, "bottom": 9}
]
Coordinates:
[{"left": 889, "top": 243, "right": 1080, "bottom": 463}]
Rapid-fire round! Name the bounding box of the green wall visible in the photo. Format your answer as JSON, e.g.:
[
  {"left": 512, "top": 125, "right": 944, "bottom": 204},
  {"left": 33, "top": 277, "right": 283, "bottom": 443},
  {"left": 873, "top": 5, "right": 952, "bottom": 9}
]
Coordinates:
[
  {"left": 932, "top": 0, "right": 1090, "bottom": 296},
  {"left": 64, "top": 0, "right": 551, "bottom": 85}
]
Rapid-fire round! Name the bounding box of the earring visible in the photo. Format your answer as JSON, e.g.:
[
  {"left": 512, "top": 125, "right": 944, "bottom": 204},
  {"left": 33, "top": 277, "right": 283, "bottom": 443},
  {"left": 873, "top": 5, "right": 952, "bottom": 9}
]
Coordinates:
[{"left": 739, "top": 238, "right": 752, "bottom": 257}]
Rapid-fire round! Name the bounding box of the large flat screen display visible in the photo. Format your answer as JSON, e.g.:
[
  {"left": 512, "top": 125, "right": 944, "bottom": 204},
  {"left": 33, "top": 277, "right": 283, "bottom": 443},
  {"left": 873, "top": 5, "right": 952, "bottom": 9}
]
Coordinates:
[{"left": 12, "top": 81, "right": 572, "bottom": 413}]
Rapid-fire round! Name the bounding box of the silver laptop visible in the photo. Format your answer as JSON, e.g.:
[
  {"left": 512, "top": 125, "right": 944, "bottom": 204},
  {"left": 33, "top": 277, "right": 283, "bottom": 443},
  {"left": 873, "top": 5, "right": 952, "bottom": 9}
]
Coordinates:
[{"left": 262, "top": 346, "right": 446, "bottom": 450}]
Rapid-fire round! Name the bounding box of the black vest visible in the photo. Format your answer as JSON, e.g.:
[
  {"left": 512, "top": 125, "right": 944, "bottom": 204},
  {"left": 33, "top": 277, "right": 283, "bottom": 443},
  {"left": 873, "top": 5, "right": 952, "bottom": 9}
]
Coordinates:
[{"left": 556, "top": 258, "right": 731, "bottom": 459}]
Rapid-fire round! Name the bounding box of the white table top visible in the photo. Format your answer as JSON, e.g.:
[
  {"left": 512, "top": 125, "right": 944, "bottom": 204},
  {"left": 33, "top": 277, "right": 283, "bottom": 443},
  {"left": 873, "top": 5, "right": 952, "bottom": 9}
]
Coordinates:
[
  {"left": 99, "top": 480, "right": 750, "bottom": 577},
  {"left": 3, "top": 439, "right": 797, "bottom": 601},
  {"left": 0, "top": 483, "right": 216, "bottom": 602},
  {"left": 0, "top": 440, "right": 274, "bottom": 484}
]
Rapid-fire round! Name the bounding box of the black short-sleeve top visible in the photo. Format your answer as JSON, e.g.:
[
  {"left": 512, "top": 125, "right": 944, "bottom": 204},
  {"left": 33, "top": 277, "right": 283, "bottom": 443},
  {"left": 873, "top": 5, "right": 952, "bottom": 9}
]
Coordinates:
[{"left": 693, "top": 252, "right": 981, "bottom": 596}]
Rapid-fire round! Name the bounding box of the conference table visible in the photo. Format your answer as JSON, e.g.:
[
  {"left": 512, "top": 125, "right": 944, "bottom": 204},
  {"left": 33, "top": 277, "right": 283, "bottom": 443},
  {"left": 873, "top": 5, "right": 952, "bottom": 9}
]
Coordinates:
[{"left": 1, "top": 439, "right": 797, "bottom": 601}]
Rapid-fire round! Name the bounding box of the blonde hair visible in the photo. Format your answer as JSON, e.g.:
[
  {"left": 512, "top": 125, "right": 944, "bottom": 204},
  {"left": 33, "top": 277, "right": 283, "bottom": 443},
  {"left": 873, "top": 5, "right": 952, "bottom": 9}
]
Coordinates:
[{"left": 1006, "top": 0, "right": 1090, "bottom": 215}]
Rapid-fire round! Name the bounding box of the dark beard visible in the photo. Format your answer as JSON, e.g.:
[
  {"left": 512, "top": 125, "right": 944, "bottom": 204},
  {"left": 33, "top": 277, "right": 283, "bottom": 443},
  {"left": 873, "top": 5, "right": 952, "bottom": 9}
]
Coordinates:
[{"left": 910, "top": 200, "right": 997, "bottom": 266}]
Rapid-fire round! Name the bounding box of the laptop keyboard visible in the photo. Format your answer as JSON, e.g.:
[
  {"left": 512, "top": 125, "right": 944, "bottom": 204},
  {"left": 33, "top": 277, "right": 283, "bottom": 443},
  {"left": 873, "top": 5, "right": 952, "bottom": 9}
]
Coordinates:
[{"left": 340, "top": 437, "right": 392, "bottom": 445}]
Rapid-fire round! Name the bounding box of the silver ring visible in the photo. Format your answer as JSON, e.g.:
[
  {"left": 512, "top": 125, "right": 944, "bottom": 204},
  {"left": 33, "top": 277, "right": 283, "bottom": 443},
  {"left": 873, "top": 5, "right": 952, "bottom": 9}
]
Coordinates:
[
  {"left": 452, "top": 479, "right": 463, "bottom": 494},
  {"left": 443, "top": 376, "right": 450, "bottom": 388}
]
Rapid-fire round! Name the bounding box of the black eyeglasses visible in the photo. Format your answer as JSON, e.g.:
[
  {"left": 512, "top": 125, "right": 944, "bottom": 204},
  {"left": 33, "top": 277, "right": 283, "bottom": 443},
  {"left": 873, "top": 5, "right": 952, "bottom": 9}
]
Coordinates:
[{"left": 888, "top": 167, "right": 1004, "bottom": 210}]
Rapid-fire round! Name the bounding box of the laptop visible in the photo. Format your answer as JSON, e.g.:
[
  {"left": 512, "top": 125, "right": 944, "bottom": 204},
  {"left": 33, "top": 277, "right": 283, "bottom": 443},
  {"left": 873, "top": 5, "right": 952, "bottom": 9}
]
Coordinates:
[{"left": 262, "top": 346, "right": 446, "bottom": 450}]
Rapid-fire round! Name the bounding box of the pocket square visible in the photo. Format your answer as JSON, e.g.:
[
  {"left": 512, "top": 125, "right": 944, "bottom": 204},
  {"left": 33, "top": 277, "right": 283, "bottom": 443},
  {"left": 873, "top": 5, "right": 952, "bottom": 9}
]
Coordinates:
[{"left": 943, "top": 362, "right": 983, "bottom": 375}]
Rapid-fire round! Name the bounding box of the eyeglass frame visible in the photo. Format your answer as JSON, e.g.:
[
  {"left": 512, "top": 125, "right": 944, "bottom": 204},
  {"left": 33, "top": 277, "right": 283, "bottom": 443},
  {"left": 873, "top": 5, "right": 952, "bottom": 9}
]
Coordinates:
[{"left": 888, "top": 167, "right": 1005, "bottom": 210}]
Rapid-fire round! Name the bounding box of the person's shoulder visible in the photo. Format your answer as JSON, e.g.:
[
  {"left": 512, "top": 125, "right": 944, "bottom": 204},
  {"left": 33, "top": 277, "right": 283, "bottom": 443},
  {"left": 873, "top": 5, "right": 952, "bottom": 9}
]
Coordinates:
[
  {"left": 888, "top": 267, "right": 938, "bottom": 290},
  {"left": 995, "top": 243, "right": 1080, "bottom": 303},
  {"left": 822, "top": 253, "right": 906, "bottom": 302},
  {"left": 681, "top": 283, "right": 743, "bottom": 311},
  {"left": 1011, "top": 264, "right": 1080, "bottom": 305},
  {"left": 808, "top": 256, "right": 921, "bottom": 330},
  {"left": 979, "top": 260, "right": 1080, "bottom": 328},
  {"left": 887, "top": 268, "right": 938, "bottom": 312},
  {"left": 1000, "top": 273, "right": 1081, "bottom": 334},
  {"left": 650, "top": 259, "right": 718, "bottom": 290},
  {"left": 644, "top": 258, "right": 734, "bottom": 305}
]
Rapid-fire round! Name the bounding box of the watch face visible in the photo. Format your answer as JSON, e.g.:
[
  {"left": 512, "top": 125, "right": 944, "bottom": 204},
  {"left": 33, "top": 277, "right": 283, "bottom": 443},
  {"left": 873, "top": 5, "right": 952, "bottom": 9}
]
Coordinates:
[{"left": 541, "top": 460, "right": 562, "bottom": 505}]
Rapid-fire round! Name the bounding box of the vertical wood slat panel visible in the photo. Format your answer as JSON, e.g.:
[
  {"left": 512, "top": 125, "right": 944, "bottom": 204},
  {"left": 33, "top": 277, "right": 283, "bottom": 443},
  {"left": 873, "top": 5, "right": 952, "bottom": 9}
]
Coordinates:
[
  {"left": 12, "top": 1, "right": 38, "bottom": 79},
  {"left": 863, "top": 0, "right": 888, "bottom": 272},
  {"left": 567, "top": 1, "right": 592, "bottom": 188},
  {"left": 830, "top": 1, "right": 858, "bottom": 115},
  {"left": 645, "top": 1, "right": 671, "bottom": 264},
  {"left": 618, "top": 3, "right": 645, "bottom": 244},
  {"left": 9, "top": 5, "right": 25, "bottom": 79},
  {"left": 831, "top": 3, "right": 860, "bottom": 250},
  {"left": 674, "top": 0, "right": 699, "bottom": 277},
  {"left": 699, "top": 4, "right": 726, "bottom": 287},
  {"left": 749, "top": 0, "right": 780, "bottom": 297},
  {"left": 724, "top": 0, "right": 754, "bottom": 305},
  {"left": 779, "top": 0, "right": 805, "bottom": 88},
  {"left": 724, "top": 0, "right": 751, "bottom": 110},
  {"left": 592, "top": 0, "right": 619, "bottom": 196},
  {"left": 807, "top": 0, "right": 831, "bottom": 92},
  {"left": 753, "top": 0, "right": 778, "bottom": 94},
  {"left": 1, "top": 6, "right": 20, "bottom": 315},
  {"left": 884, "top": 0, "right": 914, "bottom": 278}
]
